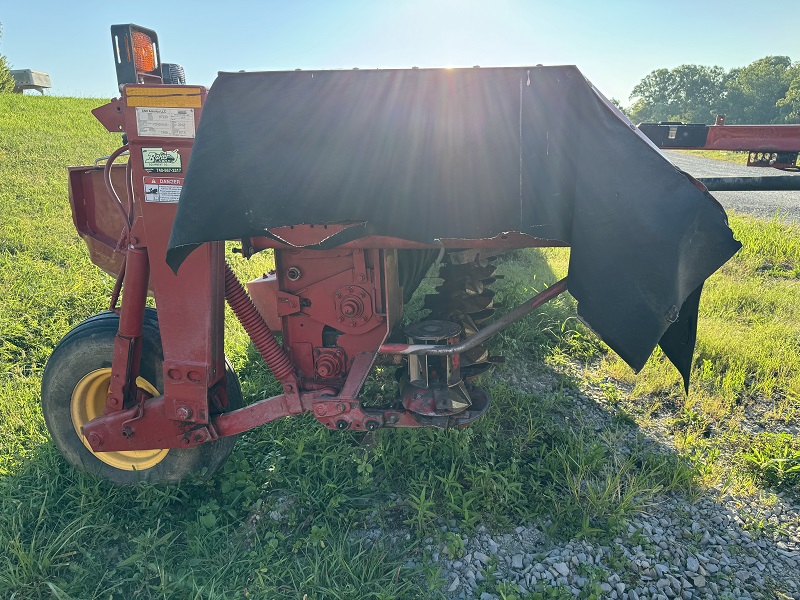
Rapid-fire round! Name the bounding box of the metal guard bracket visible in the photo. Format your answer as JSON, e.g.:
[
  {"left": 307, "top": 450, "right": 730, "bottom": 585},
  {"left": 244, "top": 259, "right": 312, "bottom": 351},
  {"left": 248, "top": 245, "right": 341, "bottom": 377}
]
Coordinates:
[
  {"left": 83, "top": 395, "right": 215, "bottom": 452},
  {"left": 92, "top": 99, "right": 125, "bottom": 134}
]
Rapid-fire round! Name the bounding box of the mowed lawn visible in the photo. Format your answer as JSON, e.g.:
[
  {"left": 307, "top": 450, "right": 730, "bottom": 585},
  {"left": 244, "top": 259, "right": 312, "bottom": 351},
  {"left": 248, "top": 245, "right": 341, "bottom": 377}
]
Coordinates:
[{"left": 0, "top": 95, "right": 798, "bottom": 599}]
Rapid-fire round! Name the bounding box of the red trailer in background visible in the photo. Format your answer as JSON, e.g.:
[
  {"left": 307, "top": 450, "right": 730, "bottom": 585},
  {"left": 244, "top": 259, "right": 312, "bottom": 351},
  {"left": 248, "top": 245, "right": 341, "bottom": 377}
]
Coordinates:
[{"left": 638, "top": 115, "right": 800, "bottom": 169}]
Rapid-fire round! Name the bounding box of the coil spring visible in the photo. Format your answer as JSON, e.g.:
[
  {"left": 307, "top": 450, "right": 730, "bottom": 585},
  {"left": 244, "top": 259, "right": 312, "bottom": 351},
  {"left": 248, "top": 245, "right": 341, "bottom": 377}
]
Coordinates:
[{"left": 224, "top": 262, "right": 295, "bottom": 382}]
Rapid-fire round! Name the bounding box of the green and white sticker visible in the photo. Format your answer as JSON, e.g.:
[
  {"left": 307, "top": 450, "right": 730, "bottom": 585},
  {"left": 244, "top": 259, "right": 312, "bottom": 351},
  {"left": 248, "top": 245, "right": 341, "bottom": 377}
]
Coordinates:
[{"left": 142, "top": 148, "right": 182, "bottom": 173}]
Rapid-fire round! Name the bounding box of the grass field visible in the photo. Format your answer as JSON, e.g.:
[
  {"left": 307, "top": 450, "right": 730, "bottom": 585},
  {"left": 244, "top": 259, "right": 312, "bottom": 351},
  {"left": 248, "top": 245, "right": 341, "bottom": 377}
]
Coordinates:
[
  {"left": 0, "top": 95, "right": 798, "bottom": 599},
  {"left": 676, "top": 149, "right": 749, "bottom": 165}
]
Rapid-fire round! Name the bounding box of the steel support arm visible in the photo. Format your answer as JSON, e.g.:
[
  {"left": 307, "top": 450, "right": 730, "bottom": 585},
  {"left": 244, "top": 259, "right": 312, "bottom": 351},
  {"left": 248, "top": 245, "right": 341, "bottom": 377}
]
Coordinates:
[{"left": 379, "top": 278, "right": 568, "bottom": 356}]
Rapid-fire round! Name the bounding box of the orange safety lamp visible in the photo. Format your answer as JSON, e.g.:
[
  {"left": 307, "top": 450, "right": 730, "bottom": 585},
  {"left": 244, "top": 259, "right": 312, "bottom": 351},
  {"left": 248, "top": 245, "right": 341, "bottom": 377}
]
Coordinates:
[{"left": 111, "top": 24, "right": 162, "bottom": 88}]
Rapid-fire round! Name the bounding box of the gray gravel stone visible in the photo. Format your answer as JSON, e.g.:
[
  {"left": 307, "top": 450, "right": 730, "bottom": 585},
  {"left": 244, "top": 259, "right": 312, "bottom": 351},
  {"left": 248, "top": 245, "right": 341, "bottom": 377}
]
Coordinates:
[
  {"left": 736, "top": 569, "right": 751, "bottom": 582},
  {"left": 686, "top": 556, "right": 700, "bottom": 572}
]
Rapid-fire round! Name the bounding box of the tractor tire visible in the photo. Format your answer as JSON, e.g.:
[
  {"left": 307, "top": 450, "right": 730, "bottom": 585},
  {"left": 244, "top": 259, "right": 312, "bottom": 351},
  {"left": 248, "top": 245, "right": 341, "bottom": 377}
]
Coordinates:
[{"left": 41, "top": 309, "right": 241, "bottom": 484}]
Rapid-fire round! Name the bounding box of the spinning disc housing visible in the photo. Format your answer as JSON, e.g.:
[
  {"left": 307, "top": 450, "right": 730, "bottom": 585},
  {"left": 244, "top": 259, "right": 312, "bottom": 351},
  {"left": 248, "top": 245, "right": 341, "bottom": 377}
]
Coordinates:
[{"left": 401, "top": 320, "right": 472, "bottom": 416}]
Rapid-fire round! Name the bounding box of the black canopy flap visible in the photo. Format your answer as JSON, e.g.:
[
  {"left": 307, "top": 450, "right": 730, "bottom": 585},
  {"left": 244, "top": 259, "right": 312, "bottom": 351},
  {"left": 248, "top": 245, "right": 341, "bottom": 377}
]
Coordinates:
[{"left": 167, "top": 66, "right": 741, "bottom": 386}]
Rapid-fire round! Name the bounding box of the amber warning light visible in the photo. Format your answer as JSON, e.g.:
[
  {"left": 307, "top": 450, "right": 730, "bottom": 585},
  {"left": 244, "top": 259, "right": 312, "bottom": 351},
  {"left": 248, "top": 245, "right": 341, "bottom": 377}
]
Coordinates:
[
  {"left": 131, "top": 31, "right": 156, "bottom": 72},
  {"left": 111, "top": 24, "right": 162, "bottom": 88}
]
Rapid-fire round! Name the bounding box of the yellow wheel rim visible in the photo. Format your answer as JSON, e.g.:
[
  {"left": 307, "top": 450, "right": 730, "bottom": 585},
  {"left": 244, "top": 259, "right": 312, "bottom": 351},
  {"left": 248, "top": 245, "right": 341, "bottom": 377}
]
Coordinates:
[{"left": 71, "top": 368, "right": 169, "bottom": 471}]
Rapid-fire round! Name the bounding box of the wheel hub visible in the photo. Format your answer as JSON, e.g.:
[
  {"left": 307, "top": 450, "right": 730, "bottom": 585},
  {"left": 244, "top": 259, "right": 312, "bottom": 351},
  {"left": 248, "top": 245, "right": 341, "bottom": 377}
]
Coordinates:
[{"left": 70, "top": 368, "right": 168, "bottom": 471}]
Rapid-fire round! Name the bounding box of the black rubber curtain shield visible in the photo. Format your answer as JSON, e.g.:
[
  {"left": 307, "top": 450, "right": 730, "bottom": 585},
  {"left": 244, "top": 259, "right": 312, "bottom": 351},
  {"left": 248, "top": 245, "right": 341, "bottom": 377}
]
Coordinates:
[{"left": 167, "top": 66, "right": 740, "bottom": 387}]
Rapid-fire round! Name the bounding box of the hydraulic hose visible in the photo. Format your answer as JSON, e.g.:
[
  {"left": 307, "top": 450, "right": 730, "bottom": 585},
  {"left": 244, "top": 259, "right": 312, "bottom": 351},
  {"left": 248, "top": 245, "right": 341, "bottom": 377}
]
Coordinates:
[{"left": 102, "top": 145, "right": 132, "bottom": 240}]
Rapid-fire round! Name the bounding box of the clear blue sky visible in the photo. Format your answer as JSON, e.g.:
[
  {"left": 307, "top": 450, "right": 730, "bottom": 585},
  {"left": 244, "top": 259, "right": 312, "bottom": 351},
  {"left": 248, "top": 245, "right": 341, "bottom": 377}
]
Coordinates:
[{"left": 2, "top": 1, "right": 798, "bottom": 105}]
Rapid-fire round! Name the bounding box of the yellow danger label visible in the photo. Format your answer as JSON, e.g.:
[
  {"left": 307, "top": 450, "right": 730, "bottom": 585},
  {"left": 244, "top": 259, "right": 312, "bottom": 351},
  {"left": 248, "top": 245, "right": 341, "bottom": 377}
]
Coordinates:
[{"left": 126, "top": 87, "right": 202, "bottom": 108}]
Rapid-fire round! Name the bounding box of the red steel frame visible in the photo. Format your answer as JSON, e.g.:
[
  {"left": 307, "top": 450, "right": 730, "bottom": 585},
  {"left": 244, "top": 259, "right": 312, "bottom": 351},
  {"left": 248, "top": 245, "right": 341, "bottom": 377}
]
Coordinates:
[
  {"left": 706, "top": 121, "right": 800, "bottom": 168},
  {"left": 705, "top": 124, "right": 800, "bottom": 153},
  {"left": 72, "top": 83, "right": 568, "bottom": 454}
]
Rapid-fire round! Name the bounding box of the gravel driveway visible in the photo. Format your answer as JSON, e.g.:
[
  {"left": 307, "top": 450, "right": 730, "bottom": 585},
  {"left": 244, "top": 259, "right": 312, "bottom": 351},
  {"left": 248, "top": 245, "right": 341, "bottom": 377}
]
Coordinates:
[
  {"left": 417, "top": 364, "right": 800, "bottom": 600},
  {"left": 663, "top": 151, "right": 800, "bottom": 224}
]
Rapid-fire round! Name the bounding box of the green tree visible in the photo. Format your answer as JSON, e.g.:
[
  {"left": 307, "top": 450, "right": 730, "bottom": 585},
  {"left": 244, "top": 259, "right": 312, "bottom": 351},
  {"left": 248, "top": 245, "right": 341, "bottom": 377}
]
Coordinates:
[
  {"left": 776, "top": 63, "right": 800, "bottom": 122},
  {"left": 0, "top": 23, "right": 14, "bottom": 94},
  {"left": 609, "top": 97, "right": 631, "bottom": 118},
  {"left": 724, "top": 56, "right": 794, "bottom": 123},
  {"left": 628, "top": 67, "right": 673, "bottom": 123},
  {"left": 628, "top": 64, "right": 728, "bottom": 124}
]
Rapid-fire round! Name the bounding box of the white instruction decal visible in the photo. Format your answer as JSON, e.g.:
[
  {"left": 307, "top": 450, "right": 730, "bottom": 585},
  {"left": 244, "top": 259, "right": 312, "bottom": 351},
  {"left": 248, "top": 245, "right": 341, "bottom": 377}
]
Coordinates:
[
  {"left": 135, "top": 107, "right": 195, "bottom": 138},
  {"left": 142, "top": 148, "right": 182, "bottom": 173},
  {"left": 144, "top": 177, "right": 184, "bottom": 203}
]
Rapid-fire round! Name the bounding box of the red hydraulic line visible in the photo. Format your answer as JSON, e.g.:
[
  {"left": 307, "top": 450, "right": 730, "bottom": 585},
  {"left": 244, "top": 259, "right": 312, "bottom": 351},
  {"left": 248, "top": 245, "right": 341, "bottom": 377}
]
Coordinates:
[
  {"left": 109, "top": 255, "right": 127, "bottom": 314},
  {"left": 224, "top": 262, "right": 295, "bottom": 382}
]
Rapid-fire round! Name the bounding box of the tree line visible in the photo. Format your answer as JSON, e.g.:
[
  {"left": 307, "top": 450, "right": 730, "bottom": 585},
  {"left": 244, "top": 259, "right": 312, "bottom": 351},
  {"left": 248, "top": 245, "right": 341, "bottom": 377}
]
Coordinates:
[{"left": 626, "top": 56, "right": 800, "bottom": 125}]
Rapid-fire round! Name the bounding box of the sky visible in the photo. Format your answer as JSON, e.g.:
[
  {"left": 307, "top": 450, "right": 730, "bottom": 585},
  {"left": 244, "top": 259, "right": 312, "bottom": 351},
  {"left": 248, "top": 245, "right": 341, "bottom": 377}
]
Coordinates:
[{"left": 2, "top": 1, "right": 798, "bottom": 105}]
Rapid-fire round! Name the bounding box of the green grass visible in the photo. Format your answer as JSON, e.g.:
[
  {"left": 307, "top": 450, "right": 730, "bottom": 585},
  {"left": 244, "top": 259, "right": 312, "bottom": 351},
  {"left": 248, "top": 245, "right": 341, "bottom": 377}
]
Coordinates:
[
  {"left": 0, "top": 95, "right": 796, "bottom": 598},
  {"left": 590, "top": 213, "right": 800, "bottom": 492},
  {"left": 675, "top": 149, "right": 749, "bottom": 165}
]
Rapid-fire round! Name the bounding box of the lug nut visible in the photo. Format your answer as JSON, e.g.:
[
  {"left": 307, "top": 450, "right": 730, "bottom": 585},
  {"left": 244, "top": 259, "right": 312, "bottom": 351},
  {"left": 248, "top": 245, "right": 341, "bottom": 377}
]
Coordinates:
[
  {"left": 365, "top": 420, "right": 380, "bottom": 431},
  {"left": 336, "top": 420, "right": 349, "bottom": 430}
]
